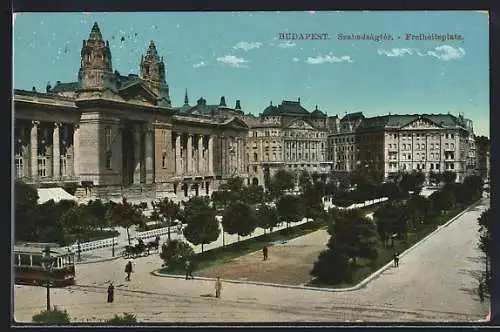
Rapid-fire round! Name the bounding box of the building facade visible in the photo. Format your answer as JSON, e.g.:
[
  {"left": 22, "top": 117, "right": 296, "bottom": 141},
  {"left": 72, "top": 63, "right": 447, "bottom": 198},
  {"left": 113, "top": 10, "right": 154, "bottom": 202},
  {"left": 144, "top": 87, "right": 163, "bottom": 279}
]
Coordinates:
[
  {"left": 327, "top": 112, "right": 477, "bottom": 182},
  {"left": 243, "top": 100, "right": 333, "bottom": 188},
  {"left": 13, "top": 22, "right": 248, "bottom": 201}
]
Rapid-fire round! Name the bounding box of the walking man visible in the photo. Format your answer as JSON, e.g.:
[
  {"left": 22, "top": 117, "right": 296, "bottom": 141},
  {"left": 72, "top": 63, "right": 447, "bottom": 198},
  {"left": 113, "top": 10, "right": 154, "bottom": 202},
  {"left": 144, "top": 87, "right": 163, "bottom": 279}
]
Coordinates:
[
  {"left": 215, "top": 276, "right": 222, "bottom": 298},
  {"left": 125, "top": 260, "right": 133, "bottom": 281},
  {"left": 393, "top": 252, "right": 400, "bottom": 268},
  {"left": 185, "top": 259, "right": 194, "bottom": 280},
  {"left": 262, "top": 246, "right": 269, "bottom": 261},
  {"left": 107, "top": 283, "right": 115, "bottom": 303}
]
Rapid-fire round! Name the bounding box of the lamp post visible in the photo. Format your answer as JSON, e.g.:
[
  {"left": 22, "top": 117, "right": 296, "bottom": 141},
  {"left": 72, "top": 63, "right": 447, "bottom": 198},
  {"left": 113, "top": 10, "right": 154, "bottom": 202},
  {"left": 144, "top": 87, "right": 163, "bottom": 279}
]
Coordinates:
[{"left": 41, "top": 246, "right": 56, "bottom": 311}]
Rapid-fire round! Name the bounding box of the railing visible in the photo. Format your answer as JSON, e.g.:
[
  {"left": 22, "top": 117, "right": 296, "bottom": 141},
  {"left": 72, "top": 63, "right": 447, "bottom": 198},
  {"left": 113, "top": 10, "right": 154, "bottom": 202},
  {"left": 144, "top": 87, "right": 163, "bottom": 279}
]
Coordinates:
[
  {"left": 136, "top": 226, "right": 180, "bottom": 241},
  {"left": 62, "top": 237, "right": 119, "bottom": 253}
]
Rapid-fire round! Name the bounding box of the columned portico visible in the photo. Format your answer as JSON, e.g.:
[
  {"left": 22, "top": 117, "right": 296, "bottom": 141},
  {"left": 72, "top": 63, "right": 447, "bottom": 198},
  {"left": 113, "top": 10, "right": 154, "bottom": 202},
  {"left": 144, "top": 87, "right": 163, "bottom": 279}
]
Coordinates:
[
  {"left": 145, "top": 124, "right": 154, "bottom": 183},
  {"left": 208, "top": 135, "right": 214, "bottom": 174},
  {"left": 30, "top": 121, "right": 39, "bottom": 180},
  {"left": 52, "top": 123, "right": 61, "bottom": 180},
  {"left": 175, "top": 133, "right": 182, "bottom": 175},
  {"left": 133, "top": 124, "right": 142, "bottom": 184},
  {"left": 197, "top": 135, "right": 204, "bottom": 173},
  {"left": 187, "top": 134, "right": 193, "bottom": 174}
]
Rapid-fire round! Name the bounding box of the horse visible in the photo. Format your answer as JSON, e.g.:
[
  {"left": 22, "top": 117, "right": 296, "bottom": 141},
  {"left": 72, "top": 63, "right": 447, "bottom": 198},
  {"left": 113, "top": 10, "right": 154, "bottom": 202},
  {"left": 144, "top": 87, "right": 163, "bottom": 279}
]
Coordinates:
[{"left": 146, "top": 236, "right": 160, "bottom": 253}]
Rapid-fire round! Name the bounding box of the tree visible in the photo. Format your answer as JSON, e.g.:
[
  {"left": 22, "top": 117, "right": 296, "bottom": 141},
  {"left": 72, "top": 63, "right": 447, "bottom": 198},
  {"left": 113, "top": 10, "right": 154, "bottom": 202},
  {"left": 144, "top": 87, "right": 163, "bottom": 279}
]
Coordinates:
[
  {"left": 219, "top": 176, "right": 244, "bottom": 192},
  {"left": 399, "top": 170, "right": 425, "bottom": 194},
  {"left": 105, "top": 313, "right": 137, "bottom": 325},
  {"left": 222, "top": 201, "right": 258, "bottom": 242},
  {"left": 429, "top": 188, "right": 455, "bottom": 214},
  {"left": 15, "top": 180, "right": 39, "bottom": 242},
  {"left": 32, "top": 307, "right": 70, "bottom": 324},
  {"left": 269, "top": 169, "right": 295, "bottom": 198},
  {"left": 107, "top": 198, "right": 145, "bottom": 246},
  {"left": 153, "top": 198, "right": 181, "bottom": 241},
  {"left": 84, "top": 199, "right": 109, "bottom": 230},
  {"left": 298, "top": 170, "right": 313, "bottom": 191},
  {"left": 241, "top": 184, "right": 265, "bottom": 205},
  {"left": 310, "top": 241, "right": 352, "bottom": 285},
  {"left": 276, "top": 194, "right": 304, "bottom": 228},
  {"left": 160, "top": 239, "right": 195, "bottom": 270},
  {"left": 301, "top": 183, "right": 324, "bottom": 219},
  {"left": 59, "top": 206, "right": 97, "bottom": 261},
  {"left": 405, "top": 195, "right": 428, "bottom": 231},
  {"left": 477, "top": 208, "right": 491, "bottom": 297},
  {"left": 331, "top": 210, "right": 380, "bottom": 266},
  {"left": 182, "top": 197, "right": 220, "bottom": 252},
  {"left": 441, "top": 171, "right": 457, "bottom": 184},
  {"left": 428, "top": 171, "right": 442, "bottom": 186},
  {"left": 256, "top": 204, "right": 279, "bottom": 234},
  {"left": 211, "top": 190, "right": 232, "bottom": 211}
]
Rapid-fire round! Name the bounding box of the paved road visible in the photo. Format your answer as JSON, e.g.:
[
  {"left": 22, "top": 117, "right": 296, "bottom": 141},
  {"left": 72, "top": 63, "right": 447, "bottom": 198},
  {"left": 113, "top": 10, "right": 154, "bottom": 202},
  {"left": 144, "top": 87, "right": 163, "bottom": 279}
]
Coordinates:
[{"left": 13, "top": 199, "right": 489, "bottom": 323}]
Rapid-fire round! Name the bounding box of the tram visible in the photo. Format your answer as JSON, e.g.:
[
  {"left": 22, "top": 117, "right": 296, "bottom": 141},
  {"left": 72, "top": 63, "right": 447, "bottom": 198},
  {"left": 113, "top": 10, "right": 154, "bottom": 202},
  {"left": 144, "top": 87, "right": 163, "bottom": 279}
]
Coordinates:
[{"left": 13, "top": 243, "right": 76, "bottom": 286}]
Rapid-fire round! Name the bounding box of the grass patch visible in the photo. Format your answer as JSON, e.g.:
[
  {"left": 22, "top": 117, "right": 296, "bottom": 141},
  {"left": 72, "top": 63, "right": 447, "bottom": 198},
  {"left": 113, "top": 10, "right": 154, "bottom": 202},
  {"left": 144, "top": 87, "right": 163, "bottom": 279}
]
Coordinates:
[
  {"left": 159, "top": 220, "right": 327, "bottom": 275},
  {"left": 307, "top": 201, "right": 480, "bottom": 289}
]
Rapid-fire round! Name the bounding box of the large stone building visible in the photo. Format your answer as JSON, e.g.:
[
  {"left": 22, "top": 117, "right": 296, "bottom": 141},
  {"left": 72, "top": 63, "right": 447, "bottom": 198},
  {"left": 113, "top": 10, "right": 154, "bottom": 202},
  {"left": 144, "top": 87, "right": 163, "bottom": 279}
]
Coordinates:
[
  {"left": 327, "top": 112, "right": 477, "bottom": 182},
  {"left": 243, "top": 99, "right": 333, "bottom": 188},
  {"left": 13, "top": 22, "right": 249, "bottom": 201}
]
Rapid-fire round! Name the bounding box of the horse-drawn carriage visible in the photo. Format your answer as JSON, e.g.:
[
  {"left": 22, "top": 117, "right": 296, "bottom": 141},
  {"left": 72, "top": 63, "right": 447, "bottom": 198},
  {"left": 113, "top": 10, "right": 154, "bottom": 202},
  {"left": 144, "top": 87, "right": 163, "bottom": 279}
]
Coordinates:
[{"left": 120, "top": 236, "right": 160, "bottom": 259}]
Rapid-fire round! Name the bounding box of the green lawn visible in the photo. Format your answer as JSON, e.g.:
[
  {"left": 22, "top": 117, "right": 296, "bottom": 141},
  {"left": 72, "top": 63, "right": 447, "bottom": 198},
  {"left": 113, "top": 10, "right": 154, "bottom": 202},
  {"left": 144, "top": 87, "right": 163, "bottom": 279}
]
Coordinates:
[{"left": 307, "top": 201, "right": 481, "bottom": 289}]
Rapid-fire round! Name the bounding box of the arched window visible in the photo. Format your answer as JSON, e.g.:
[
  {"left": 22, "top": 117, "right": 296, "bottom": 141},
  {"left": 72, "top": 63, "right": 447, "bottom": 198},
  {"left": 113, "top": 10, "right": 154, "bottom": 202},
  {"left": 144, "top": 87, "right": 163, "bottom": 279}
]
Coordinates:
[{"left": 253, "top": 153, "right": 258, "bottom": 161}]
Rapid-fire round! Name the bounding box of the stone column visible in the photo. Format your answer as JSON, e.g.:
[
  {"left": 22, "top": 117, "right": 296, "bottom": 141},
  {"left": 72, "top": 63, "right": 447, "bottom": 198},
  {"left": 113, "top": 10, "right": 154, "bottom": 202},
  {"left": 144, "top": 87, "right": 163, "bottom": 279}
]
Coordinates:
[
  {"left": 73, "top": 124, "right": 80, "bottom": 178},
  {"left": 187, "top": 134, "right": 193, "bottom": 174},
  {"left": 30, "top": 121, "right": 39, "bottom": 180},
  {"left": 198, "top": 135, "right": 203, "bottom": 173},
  {"left": 175, "top": 133, "right": 182, "bottom": 175},
  {"left": 52, "top": 123, "right": 61, "bottom": 180},
  {"left": 145, "top": 124, "right": 154, "bottom": 183},
  {"left": 208, "top": 135, "right": 214, "bottom": 174},
  {"left": 133, "top": 124, "right": 142, "bottom": 184}
]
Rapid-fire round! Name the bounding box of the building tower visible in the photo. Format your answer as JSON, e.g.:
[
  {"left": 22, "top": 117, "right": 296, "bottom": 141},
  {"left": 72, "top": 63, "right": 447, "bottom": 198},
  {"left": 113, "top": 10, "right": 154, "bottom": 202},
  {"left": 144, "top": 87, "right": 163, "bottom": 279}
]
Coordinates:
[
  {"left": 140, "top": 40, "right": 171, "bottom": 106},
  {"left": 77, "top": 22, "right": 115, "bottom": 91}
]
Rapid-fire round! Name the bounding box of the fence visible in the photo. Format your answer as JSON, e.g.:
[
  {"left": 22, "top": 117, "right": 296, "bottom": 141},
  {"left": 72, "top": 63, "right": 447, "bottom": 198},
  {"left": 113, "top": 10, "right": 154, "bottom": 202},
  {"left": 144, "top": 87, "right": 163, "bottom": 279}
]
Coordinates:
[
  {"left": 136, "top": 226, "right": 180, "bottom": 241},
  {"left": 62, "top": 237, "right": 119, "bottom": 253}
]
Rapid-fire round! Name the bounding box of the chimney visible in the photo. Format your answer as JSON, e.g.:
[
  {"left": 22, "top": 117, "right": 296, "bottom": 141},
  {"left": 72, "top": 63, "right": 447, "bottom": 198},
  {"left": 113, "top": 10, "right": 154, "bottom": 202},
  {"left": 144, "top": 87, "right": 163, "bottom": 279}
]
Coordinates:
[
  {"left": 32, "top": 86, "right": 36, "bottom": 92},
  {"left": 298, "top": 97, "right": 301, "bottom": 104},
  {"left": 235, "top": 100, "right": 241, "bottom": 110},
  {"left": 219, "top": 96, "right": 226, "bottom": 107},
  {"left": 46, "top": 83, "right": 51, "bottom": 93}
]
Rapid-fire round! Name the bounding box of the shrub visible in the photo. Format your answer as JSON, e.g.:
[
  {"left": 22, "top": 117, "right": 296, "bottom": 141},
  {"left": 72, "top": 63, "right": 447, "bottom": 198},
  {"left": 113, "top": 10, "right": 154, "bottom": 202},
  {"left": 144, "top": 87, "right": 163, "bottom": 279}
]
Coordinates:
[
  {"left": 160, "top": 239, "right": 195, "bottom": 271},
  {"left": 32, "top": 307, "right": 70, "bottom": 324},
  {"left": 105, "top": 312, "right": 137, "bottom": 325}
]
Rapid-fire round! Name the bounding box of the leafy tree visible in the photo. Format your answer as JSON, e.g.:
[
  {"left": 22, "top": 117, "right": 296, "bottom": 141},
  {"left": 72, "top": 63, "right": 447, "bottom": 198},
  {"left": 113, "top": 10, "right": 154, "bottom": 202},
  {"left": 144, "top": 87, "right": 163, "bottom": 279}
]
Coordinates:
[
  {"left": 32, "top": 307, "right": 70, "bottom": 324},
  {"left": 269, "top": 169, "right": 295, "bottom": 198},
  {"left": 256, "top": 204, "right": 279, "bottom": 234},
  {"left": 477, "top": 208, "right": 491, "bottom": 296},
  {"left": 428, "top": 171, "right": 442, "bottom": 186},
  {"left": 222, "top": 201, "right": 258, "bottom": 242},
  {"left": 276, "top": 194, "right": 304, "bottom": 228},
  {"left": 241, "top": 184, "right": 265, "bottom": 205},
  {"left": 298, "top": 170, "right": 313, "bottom": 191},
  {"left": 105, "top": 313, "right": 137, "bottom": 325},
  {"left": 378, "top": 182, "right": 403, "bottom": 200},
  {"left": 152, "top": 198, "right": 181, "bottom": 241},
  {"left": 462, "top": 175, "right": 484, "bottom": 201},
  {"left": 405, "top": 195, "right": 428, "bottom": 231},
  {"left": 441, "top": 171, "right": 457, "bottom": 184},
  {"left": 399, "top": 170, "right": 425, "bottom": 194},
  {"left": 310, "top": 241, "right": 352, "bottom": 285},
  {"left": 301, "top": 183, "right": 324, "bottom": 219},
  {"left": 106, "top": 198, "right": 145, "bottom": 246},
  {"left": 331, "top": 210, "right": 380, "bottom": 266},
  {"left": 15, "top": 180, "right": 39, "bottom": 242},
  {"left": 182, "top": 197, "right": 220, "bottom": 252},
  {"left": 429, "top": 188, "right": 455, "bottom": 214},
  {"left": 219, "top": 176, "right": 244, "bottom": 192},
  {"left": 160, "top": 239, "right": 195, "bottom": 270},
  {"left": 211, "top": 190, "right": 232, "bottom": 211},
  {"left": 59, "top": 205, "right": 97, "bottom": 261}
]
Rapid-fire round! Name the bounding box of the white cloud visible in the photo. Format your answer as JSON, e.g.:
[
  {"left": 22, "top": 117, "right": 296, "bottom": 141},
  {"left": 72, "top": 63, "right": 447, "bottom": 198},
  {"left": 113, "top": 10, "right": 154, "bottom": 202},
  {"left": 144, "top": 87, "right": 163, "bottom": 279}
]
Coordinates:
[
  {"left": 305, "top": 53, "right": 353, "bottom": 64},
  {"left": 307, "top": 10, "right": 316, "bottom": 14},
  {"left": 292, "top": 57, "right": 300, "bottom": 62},
  {"left": 378, "top": 45, "right": 465, "bottom": 61},
  {"left": 425, "top": 45, "right": 466, "bottom": 61},
  {"left": 377, "top": 48, "right": 413, "bottom": 57},
  {"left": 233, "top": 41, "right": 262, "bottom": 51},
  {"left": 216, "top": 55, "right": 249, "bottom": 68},
  {"left": 192, "top": 61, "right": 206, "bottom": 68},
  {"left": 277, "top": 40, "right": 296, "bottom": 49}
]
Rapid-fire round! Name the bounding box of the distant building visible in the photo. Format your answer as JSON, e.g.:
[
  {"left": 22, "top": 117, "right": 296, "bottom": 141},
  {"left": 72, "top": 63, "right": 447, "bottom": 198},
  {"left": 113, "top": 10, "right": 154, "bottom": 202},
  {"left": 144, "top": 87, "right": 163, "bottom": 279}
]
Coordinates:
[
  {"left": 242, "top": 99, "right": 333, "bottom": 188},
  {"left": 327, "top": 112, "right": 477, "bottom": 182}
]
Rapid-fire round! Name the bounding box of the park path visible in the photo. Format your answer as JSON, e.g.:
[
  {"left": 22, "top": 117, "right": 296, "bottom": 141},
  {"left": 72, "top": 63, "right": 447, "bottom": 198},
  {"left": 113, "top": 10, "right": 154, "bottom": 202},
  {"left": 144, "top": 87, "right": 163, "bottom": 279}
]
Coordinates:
[{"left": 13, "top": 199, "right": 489, "bottom": 323}]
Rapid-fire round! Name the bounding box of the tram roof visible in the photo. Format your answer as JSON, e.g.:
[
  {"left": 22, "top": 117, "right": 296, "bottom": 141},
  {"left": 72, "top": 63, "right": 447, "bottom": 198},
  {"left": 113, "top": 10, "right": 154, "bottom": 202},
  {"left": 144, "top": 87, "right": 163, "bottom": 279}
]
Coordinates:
[{"left": 13, "top": 244, "right": 71, "bottom": 256}]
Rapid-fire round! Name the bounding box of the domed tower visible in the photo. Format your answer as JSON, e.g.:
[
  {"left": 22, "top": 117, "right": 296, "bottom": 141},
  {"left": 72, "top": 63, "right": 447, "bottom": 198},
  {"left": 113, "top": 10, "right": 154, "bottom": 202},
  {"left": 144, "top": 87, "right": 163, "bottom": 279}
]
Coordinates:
[
  {"left": 77, "top": 22, "right": 116, "bottom": 92},
  {"left": 140, "top": 41, "right": 171, "bottom": 106}
]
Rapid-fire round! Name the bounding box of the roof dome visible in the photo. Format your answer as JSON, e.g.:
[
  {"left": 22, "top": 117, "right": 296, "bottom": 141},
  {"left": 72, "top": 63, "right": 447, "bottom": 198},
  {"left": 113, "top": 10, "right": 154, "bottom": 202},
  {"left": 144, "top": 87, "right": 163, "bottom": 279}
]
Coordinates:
[
  {"left": 311, "top": 105, "right": 325, "bottom": 117},
  {"left": 262, "top": 101, "right": 278, "bottom": 116}
]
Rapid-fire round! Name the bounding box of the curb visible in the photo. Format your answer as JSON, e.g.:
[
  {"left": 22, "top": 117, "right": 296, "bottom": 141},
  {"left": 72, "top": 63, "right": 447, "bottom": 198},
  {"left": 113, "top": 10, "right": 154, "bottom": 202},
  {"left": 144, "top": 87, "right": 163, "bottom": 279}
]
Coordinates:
[
  {"left": 76, "top": 255, "right": 123, "bottom": 265},
  {"left": 152, "top": 199, "right": 484, "bottom": 293}
]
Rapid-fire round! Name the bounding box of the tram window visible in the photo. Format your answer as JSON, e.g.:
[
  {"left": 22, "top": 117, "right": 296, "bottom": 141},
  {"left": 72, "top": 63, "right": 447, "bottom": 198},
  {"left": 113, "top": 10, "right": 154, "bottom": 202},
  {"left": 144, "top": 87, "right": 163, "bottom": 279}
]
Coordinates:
[
  {"left": 14, "top": 255, "right": 20, "bottom": 265},
  {"left": 20, "top": 254, "right": 31, "bottom": 266},
  {"left": 31, "top": 255, "right": 42, "bottom": 267}
]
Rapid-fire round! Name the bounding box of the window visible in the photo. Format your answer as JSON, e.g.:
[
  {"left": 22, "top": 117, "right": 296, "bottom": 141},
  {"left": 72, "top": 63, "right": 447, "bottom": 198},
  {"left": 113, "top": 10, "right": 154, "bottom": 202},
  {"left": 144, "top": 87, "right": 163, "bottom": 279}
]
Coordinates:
[
  {"left": 105, "top": 127, "right": 112, "bottom": 150},
  {"left": 15, "top": 157, "right": 24, "bottom": 178},
  {"left": 60, "top": 157, "right": 67, "bottom": 176},
  {"left": 253, "top": 153, "right": 258, "bottom": 162},
  {"left": 105, "top": 151, "right": 112, "bottom": 170},
  {"left": 162, "top": 153, "right": 167, "bottom": 169},
  {"left": 253, "top": 166, "right": 257, "bottom": 172},
  {"left": 450, "top": 143, "right": 454, "bottom": 150},
  {"left": 436, "top": 164, "right": 440, "bottom": 170},
  {"left": 37, "top": 157, "right": 47, "bottom": 177},
  {"left": 272, "top": 152, "right": 276, "bottom": 161}
]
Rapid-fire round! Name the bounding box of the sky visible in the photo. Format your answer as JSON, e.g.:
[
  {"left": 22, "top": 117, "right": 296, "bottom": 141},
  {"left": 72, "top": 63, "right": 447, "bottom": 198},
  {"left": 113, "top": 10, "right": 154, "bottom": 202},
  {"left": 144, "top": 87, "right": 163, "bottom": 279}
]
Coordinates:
[{"left": 13, "top": 11, "right": 490, "bottom": 137}]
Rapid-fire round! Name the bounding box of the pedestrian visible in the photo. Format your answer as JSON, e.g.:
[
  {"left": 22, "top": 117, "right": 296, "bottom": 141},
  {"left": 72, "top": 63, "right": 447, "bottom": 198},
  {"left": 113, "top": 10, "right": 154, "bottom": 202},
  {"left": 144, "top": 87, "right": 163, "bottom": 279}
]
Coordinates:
[
  {"left": 107, "top": 283, "right": 115, "bottom": 303},
  {"left": 125, "top": 260, "right": 133, "bottom": 281},
  {"left": 185, "top": 259, "right": 194, "bottom": 280},
  {"left": 262, "top": 246, "right": 268, "bottom": 261},
  {"left": 393, "top": 252, "right": 399, "bottom": 268},
  {"left": 215, "top": 276, "right": 222, "bottom": 298}
]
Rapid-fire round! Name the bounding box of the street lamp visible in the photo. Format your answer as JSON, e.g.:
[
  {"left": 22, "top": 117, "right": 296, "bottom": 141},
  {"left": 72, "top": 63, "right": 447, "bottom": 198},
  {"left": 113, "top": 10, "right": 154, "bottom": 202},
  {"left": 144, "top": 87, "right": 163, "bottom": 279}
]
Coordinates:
[{"left": 41, "top": 246, "right": 56, "bottom": 311}]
